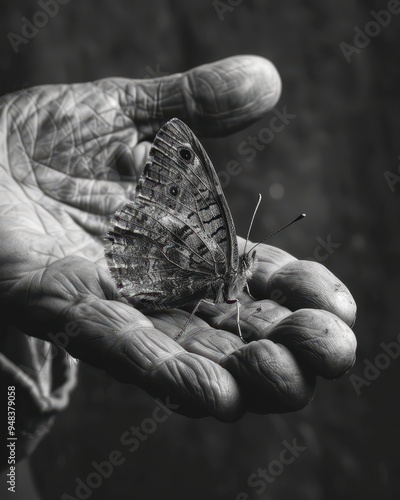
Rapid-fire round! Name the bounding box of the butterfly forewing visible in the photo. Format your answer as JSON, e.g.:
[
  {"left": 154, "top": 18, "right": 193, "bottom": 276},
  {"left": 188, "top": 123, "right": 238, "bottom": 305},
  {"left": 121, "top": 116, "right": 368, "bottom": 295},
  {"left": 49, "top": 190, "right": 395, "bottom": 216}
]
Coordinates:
[
  {"left": 151, "top": 119, "right": 239, "bottom": 270},
  {"left": 105, "top": 118, "right": 239, "bottom": 308}
]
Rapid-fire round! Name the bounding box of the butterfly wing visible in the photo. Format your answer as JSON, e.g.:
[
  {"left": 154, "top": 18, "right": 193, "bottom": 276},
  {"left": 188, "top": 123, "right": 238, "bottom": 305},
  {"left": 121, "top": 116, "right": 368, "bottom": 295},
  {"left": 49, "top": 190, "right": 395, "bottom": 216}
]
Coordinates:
[{"left": 105, "top": 118, "right": 239, "bottom": 308}]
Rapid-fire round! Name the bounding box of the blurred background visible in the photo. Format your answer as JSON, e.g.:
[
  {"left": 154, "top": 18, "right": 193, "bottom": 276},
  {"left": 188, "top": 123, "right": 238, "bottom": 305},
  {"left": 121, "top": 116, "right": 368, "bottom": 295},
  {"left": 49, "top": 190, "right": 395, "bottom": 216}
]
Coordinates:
[{"left": 1, "top": 1, "right": 399, "bottom": 499}]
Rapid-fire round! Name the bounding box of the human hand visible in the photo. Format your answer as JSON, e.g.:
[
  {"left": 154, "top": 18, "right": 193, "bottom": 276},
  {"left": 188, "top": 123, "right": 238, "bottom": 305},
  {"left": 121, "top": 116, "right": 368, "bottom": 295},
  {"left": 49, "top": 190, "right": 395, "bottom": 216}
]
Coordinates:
[
  {"left": 151, "top": 237, "right": 357, "bottom": 415},
  {"left": 0, "top": 55, "right": 356, "bottom": 422}
]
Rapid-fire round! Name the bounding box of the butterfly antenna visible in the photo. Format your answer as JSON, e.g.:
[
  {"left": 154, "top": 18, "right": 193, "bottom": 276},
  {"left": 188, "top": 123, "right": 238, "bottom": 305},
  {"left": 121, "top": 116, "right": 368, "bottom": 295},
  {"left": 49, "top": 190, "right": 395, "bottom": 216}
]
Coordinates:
[
  {"left": 243, "top": 194, "right": 262, "bottom": 255},
  {"left": 246, "top": 213, "right": 306, "bottom": 256}
]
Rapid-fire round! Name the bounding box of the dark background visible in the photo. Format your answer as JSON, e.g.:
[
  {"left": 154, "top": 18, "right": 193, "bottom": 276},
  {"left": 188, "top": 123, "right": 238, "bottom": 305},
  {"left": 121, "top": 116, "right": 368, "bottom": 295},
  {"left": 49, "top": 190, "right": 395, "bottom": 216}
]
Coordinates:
[{"left": 1, "top": 1, "right": 400, "bottom": 499}]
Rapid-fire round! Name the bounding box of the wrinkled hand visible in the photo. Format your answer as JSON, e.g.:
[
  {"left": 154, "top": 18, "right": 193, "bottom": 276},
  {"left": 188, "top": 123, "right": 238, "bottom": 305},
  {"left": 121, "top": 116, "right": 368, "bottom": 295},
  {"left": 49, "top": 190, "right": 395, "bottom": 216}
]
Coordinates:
[{"left": 0, "top": 55, "right": 356, "bottom": 422}]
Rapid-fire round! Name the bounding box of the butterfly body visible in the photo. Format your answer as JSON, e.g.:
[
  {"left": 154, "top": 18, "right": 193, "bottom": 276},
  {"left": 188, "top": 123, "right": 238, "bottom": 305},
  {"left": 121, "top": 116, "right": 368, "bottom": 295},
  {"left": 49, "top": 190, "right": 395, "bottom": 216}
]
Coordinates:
[{"left": 105, "top": 118, "right": 256, "bottom": 331}]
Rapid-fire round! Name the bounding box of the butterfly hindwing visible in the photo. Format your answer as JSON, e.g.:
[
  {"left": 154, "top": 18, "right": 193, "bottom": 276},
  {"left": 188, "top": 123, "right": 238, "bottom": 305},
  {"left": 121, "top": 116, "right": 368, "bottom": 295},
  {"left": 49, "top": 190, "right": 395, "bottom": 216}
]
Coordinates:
[
  {"left": 106, "top": 198, "right": 221, "bottom": 307},
  {"left": 105, "top": 226, "right": 214, "bottom": 307}
]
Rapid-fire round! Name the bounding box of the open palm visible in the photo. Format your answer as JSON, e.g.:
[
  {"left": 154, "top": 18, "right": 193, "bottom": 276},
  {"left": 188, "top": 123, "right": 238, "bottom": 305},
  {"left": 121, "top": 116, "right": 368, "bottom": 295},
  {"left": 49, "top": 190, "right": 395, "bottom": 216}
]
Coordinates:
[{"left": 0, "top": 55, "right": 356, "bottom": 426}]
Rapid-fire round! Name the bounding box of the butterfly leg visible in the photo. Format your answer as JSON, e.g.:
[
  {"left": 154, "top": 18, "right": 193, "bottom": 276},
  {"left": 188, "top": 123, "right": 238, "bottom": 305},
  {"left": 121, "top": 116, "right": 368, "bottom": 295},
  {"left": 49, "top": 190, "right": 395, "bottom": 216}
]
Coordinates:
[
  {"left": 245, "top": 283, "right": 256, "bottom": 301},
  {"left": 174, "top": 299, "right": 211, "bottom": 341},
  {"left": 174, "top": 300, "right": 246, "bottom": 343},
  {"left": 235, "top": 300, "right": 246, "bottom": 344},
  {"left": 226, "top": 298, "right": 246, "bottom": 343}
]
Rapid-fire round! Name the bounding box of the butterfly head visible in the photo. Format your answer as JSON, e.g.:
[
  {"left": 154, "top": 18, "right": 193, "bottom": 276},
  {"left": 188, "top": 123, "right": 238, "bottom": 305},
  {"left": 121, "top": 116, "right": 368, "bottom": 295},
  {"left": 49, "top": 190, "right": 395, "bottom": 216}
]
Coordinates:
[
  {"left": 240, "top": 249, "right": 257, "bottom": 282},
  {"left": 222, "top": 250, "right": 257, "bottom": 303}
]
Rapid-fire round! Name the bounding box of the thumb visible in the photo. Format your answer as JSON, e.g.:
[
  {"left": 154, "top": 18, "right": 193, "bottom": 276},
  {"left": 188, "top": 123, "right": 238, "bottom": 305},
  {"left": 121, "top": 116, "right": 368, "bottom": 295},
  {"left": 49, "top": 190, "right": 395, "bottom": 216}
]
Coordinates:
[{"left": 96, "top": 54, "right": 282, "bottom": 138}]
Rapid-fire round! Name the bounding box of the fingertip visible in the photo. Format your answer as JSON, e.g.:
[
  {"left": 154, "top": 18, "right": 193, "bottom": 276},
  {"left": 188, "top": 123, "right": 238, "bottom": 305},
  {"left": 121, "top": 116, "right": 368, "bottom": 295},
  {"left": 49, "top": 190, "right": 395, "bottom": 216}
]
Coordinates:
[
  {"left": 267, "top": 260, "right": 357, "bottom": 327},
  {"left": 268, "top": 309, "right": 357, "bottom": 379},
  {"left": 247, "top": 55, "right": 282, "bottom": 108},
  {"left": 144, "top": 348, "right": 245, "bottom": 422},
  {"left": 181, "top": 55, "right": 282, "bottom": 136},
  {"left": 221, "top": 340, "right": 316, "bottom": 413}
]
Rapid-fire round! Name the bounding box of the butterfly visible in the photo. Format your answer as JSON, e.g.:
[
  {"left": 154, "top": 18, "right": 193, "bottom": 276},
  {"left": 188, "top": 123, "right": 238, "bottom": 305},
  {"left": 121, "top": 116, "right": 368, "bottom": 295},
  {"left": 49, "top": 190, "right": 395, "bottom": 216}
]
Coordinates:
[{"left": 105, "top": 118, "right": 258, "bottom": 342}]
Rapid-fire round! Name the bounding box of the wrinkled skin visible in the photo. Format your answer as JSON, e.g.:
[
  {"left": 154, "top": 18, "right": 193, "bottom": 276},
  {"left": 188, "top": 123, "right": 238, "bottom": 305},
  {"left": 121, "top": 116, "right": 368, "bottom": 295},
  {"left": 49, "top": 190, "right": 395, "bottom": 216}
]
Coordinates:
[{"left": 0, "top": 55, "right": 356, "bottom": 422}]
